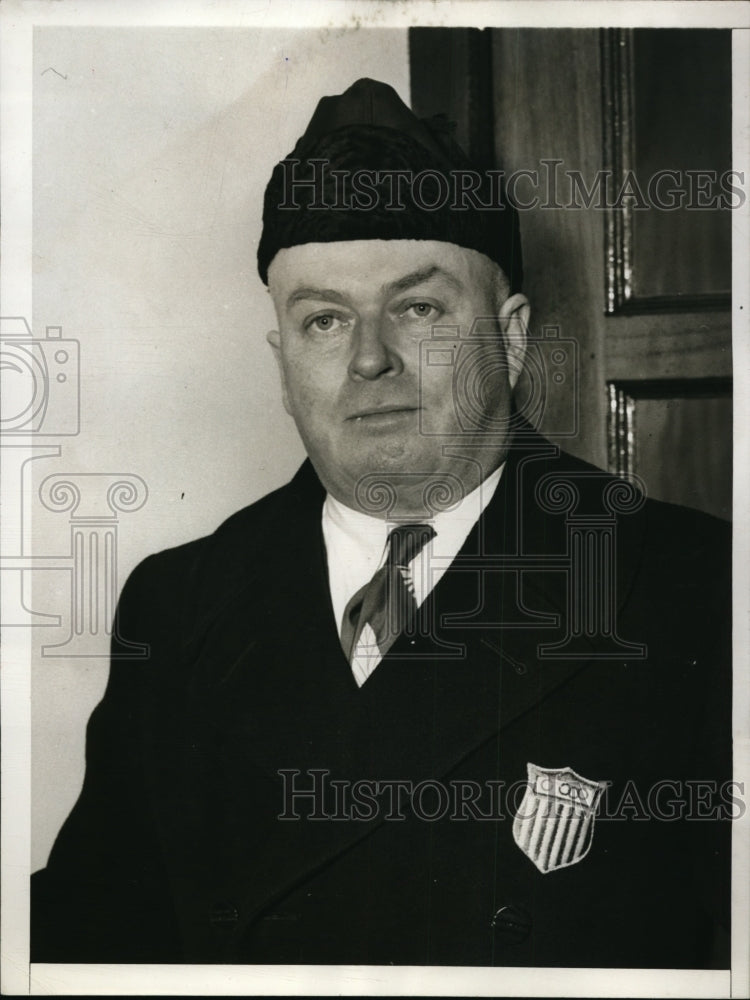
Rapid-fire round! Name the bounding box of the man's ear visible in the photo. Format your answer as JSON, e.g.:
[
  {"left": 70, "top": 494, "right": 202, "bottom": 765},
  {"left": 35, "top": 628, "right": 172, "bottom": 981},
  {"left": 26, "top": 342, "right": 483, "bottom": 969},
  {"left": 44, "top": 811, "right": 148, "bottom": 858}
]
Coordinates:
[
  {"left": 497, "top": 293, "right": 530, "bottom": 391},
  {"left": 266, "top": 329, "right": 292, "bottom": 415}
]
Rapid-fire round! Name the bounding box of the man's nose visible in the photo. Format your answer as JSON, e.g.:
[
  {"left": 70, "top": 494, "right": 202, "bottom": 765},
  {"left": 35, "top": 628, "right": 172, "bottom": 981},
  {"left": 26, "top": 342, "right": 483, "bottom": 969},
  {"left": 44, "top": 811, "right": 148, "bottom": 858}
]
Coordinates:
[{"left": 348, "top": 316, "right": 403, "bottom": 381}]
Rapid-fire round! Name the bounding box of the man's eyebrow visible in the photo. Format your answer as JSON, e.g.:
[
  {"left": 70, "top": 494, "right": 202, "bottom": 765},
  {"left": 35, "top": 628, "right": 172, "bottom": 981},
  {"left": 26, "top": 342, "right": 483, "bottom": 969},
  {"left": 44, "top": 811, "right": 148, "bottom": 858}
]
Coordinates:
[
  {"left": 383, "top": 265, "right": 464, "bottom": 296},
  {"left": 286, "top": 287, "right": 350, "bottom": 308},
  {"left": 285, "top": 265, "right": 463, "bottom": 309}
]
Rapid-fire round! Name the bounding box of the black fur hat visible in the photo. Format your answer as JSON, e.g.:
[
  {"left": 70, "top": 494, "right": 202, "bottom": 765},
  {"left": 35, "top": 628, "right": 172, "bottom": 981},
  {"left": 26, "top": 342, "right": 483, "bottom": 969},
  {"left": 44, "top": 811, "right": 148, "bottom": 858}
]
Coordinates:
[{"left": 257, "top": 78, "right": 522, "bottom": 292}]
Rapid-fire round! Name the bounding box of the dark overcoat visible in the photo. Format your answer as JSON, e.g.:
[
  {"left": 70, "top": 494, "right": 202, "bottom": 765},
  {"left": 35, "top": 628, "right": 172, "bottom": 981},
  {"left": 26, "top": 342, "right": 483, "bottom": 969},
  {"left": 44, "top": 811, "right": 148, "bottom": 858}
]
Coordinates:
[{"left": 31, "top": 425, "right": 732, "bottom": 967}]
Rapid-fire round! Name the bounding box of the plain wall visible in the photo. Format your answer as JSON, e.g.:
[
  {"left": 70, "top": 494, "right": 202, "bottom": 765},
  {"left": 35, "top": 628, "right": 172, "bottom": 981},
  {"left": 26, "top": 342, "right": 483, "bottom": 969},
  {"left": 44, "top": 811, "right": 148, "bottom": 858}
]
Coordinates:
[{"left": 31, "top": 26, "right": 410, "bottom": 870}]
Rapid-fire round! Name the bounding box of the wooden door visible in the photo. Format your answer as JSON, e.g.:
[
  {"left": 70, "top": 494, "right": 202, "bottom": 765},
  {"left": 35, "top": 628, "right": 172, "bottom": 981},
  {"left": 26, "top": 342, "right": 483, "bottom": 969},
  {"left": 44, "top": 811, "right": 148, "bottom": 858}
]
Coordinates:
[{"left": 410, "top": 27, "right": 732, "bottom": 520}]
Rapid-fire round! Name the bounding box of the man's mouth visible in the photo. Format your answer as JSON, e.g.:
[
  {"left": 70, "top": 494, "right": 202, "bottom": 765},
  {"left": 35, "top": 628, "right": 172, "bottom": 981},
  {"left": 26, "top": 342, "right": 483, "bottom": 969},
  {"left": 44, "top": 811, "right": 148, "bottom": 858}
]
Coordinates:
[{"left": 347, "top": 405, "right": 420, "bottom": 423}]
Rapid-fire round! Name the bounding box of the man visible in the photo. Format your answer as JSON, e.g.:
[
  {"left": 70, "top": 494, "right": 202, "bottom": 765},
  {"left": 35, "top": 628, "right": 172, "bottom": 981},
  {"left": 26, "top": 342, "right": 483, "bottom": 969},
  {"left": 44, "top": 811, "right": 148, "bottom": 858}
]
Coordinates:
[{"left": 31, "top": 79, "right": 732, "bottom": 968}]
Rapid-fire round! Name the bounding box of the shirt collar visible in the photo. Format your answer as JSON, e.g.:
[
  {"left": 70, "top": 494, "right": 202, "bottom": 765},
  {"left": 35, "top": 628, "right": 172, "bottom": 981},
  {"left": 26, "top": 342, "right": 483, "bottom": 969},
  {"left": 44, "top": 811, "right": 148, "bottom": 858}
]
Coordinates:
[
  {"left": 323, "top": 462, "right": 504, "bottom": 564},
  {"left": 322, "top": 464, "right": 505, "bottom": 663}
]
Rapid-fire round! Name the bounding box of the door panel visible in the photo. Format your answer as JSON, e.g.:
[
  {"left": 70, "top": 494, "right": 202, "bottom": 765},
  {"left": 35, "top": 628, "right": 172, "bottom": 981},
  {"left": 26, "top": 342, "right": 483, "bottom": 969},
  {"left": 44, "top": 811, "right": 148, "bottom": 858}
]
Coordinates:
[{"left": 609, "top": 379, "right": 732, "bottom": 520}]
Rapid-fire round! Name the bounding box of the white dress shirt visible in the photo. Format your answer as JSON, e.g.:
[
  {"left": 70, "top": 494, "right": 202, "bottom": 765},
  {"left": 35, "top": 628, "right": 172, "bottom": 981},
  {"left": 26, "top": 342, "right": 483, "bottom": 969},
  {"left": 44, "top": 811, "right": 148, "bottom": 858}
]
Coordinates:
[{"left": 322, "top": 464, "right": 504, "bottom": 685}]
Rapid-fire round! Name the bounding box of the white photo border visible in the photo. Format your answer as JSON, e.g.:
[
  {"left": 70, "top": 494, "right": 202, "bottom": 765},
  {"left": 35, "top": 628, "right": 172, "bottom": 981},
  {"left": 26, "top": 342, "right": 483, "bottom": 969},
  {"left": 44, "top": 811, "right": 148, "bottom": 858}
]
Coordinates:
[{"left": 2, "top": 2, "right": 748, "bottom": 997}]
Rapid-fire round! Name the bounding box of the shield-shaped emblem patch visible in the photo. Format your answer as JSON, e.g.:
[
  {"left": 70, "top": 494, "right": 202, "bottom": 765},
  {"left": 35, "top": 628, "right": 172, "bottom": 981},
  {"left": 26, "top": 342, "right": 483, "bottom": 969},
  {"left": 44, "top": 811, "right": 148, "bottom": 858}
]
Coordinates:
[{"left": 513, "top": 763, "right": 606, "bottom": 874}]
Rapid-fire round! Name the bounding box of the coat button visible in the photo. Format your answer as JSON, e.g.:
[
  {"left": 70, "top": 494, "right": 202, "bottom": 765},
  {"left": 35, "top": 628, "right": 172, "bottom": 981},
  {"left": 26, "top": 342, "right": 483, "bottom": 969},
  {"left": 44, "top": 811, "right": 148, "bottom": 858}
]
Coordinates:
[
  {"left": 208, "top": 901, "right": 239, "bottom": 927},
  {"left": 491, "top": 904, "right": 532, "bottom": 945}
]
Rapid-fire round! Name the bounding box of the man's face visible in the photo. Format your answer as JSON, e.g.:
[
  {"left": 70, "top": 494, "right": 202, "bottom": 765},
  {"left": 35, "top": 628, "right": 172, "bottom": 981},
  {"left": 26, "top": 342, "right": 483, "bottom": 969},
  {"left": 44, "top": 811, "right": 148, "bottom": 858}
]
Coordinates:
[{"left": 267, "top": 240, "right": 528, "bottom": 516}]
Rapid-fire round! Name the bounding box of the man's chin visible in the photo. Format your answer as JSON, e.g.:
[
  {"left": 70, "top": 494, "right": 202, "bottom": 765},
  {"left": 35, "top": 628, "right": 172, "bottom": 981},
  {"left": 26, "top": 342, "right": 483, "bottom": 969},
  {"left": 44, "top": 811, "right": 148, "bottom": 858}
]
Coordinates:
[{"left": 328, "top": 450, "right": 467, "bottom": 518}]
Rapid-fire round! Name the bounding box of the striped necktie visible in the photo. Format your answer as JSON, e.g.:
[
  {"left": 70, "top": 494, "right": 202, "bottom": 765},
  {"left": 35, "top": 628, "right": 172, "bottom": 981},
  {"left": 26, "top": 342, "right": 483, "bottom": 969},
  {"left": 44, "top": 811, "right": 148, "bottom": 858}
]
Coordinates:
[{"left": 341, "top": 523, "right": 436, "bottom": 686}]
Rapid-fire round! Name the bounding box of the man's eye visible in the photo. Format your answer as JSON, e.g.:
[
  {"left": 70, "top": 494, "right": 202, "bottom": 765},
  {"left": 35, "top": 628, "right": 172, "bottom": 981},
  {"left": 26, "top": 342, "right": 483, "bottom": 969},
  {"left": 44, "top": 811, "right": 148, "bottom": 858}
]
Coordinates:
[
  {"left": 404, "top": 302, "right": 440, "bottom": 320},
  {"left": 306, "top": 313, "right": 346, "bottom": 333}
]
